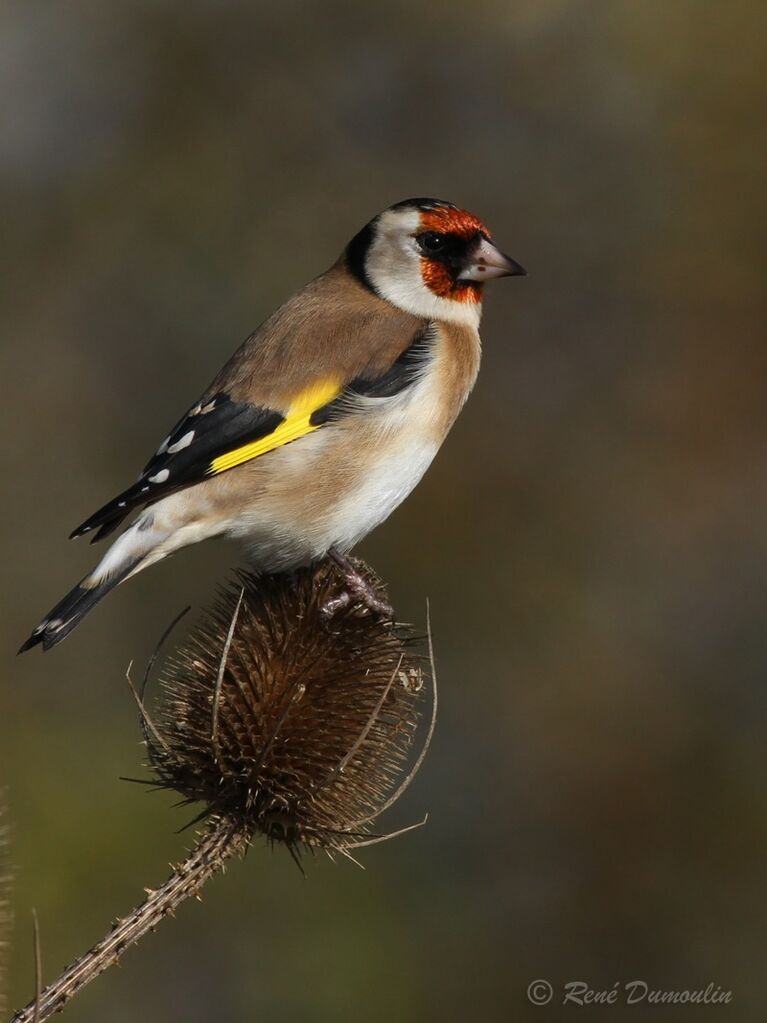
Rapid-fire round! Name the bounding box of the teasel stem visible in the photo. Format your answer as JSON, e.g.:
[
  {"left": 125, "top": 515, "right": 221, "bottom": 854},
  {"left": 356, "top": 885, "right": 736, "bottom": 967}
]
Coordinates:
[
  {"left": 0, "top": 796, "right": 12, "bottom": 1020},
  {"left": 11, "top": 818, "right": 248, "bottom": 1023}
]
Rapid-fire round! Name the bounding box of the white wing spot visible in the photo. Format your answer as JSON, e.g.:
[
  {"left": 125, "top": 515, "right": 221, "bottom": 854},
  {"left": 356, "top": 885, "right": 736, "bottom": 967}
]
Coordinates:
[
  {"left": 167, "top": 430, "right": 194, "bottom": 453},
  {"left": 148, "top": 469, "right": 170, "bottom": 484},
  {"left": 156, "top": 435, "right": 171, "bottom": 455}
]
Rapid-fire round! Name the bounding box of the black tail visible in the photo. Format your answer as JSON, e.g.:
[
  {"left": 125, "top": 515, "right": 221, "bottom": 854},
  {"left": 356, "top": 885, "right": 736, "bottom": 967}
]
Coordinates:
[{"left": 19, "top": 570, "right": 131, "bottom": 653}]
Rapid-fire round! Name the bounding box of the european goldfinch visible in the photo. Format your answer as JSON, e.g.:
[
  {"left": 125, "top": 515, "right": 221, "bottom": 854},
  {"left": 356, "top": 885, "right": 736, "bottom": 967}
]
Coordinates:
[{"left": 21, "top": 198, "right": 524, "bottom": 652}]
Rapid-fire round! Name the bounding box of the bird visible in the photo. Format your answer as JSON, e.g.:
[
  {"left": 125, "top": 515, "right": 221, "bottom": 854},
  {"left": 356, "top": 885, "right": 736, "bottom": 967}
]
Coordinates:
[{"left": 20, "top": 197, "right": 525, "bottom": 652}]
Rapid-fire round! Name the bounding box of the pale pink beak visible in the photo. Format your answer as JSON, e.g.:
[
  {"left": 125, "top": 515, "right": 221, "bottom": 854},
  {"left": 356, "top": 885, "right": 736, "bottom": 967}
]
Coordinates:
[{"left": 459, "top": 237, "right": 526, "bottom": 281}]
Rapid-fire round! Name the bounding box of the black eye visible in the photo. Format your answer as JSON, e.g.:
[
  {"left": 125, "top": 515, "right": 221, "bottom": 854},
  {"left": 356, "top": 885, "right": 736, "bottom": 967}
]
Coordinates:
[{"left": 416, "top": 231, "right": 447, "bottom": 254}]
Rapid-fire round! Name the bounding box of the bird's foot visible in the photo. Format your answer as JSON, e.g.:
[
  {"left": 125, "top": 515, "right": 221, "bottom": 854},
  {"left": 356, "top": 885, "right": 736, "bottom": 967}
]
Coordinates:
[{"left": 323, "top": 550, "right": 394, "bottom": 620}]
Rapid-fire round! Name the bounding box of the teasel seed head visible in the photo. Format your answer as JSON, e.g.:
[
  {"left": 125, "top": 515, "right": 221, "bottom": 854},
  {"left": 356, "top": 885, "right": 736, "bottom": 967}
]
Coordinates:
[
  {"left": 138, "top": 559, "right": 434, "bottom": 859},
  {"left": 10, "top": 563, "right": 436, "bottom": 1023}
]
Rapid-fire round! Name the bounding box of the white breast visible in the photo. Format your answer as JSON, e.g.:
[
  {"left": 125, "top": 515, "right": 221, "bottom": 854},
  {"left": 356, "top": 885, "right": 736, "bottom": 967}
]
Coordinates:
[
  {"left": 328, "top": 434, "right": 440, "bottom": 553},
  {"left": 322, "top": 358, "right": 449, "bottom": 551}
]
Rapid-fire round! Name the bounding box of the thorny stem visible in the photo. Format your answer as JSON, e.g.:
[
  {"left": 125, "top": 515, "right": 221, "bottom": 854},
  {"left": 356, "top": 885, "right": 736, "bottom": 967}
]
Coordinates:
[{"left": 10, "top": 820, "right": 248, "bottom": 1023}]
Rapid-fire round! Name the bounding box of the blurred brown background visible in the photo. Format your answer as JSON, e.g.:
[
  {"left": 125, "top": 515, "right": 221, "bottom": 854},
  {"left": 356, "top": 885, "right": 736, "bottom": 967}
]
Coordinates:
[{"left": 1, "top": 1, "right": 765, "bottom": 1020}]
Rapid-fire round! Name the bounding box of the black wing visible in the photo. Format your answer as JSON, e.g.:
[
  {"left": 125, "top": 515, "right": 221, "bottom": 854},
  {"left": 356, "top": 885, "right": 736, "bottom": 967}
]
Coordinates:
[
  {"left": 71, "top": 324, "right": 435, "bottom": 543},
  {"left": 71, "top": 393, "right": 283, "bottom": 541}
]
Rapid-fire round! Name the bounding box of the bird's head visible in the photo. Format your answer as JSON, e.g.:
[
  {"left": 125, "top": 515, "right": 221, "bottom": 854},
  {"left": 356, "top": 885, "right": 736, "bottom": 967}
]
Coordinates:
[{"left": 345, "top": 197, "right": 525, "bottom": 326}]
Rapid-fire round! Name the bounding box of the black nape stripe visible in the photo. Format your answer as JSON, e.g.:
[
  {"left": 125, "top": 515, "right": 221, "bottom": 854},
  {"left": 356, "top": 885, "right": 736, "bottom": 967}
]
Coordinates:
[{"left": 345, "top": 221, "right": 377, "bottom": 293}]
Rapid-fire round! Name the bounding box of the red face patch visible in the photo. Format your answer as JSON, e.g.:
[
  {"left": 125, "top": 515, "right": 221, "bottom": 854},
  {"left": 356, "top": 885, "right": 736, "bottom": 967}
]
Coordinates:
[
  {"left": 418, "top": 207, "right": 489, "bottom": 302},
  {"left": 419, "top": 259, "right": 481, "bottom": 302},
  {"left": 420, "top": 206, "right": 490, "bottom": 240}
]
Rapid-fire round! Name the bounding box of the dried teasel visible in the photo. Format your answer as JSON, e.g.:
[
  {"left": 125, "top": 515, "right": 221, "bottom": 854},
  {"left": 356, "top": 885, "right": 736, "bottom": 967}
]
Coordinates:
[
  {"left": 145, "top": 558, "right": 433, "bottom": 857},
  {"left": 12, "top": 558, "right": 435, "bottom": 1023}
]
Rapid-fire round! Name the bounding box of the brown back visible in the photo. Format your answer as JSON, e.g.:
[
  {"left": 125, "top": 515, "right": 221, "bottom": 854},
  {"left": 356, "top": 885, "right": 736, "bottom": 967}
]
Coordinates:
[{"left": 207, "top": 261, "right": 428, "bottom": 409}]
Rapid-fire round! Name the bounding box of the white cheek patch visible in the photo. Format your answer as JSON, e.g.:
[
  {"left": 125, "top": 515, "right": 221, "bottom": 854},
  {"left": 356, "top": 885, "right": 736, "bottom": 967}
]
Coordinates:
[{"left": 365, "top": 209, "right": 481, "bottom": 328}]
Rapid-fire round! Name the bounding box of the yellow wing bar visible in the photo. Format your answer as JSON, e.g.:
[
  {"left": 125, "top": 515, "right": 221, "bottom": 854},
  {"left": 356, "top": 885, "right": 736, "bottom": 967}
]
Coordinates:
[{"left": 207, "top": 378, "right": 341, "bottom": 475}]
